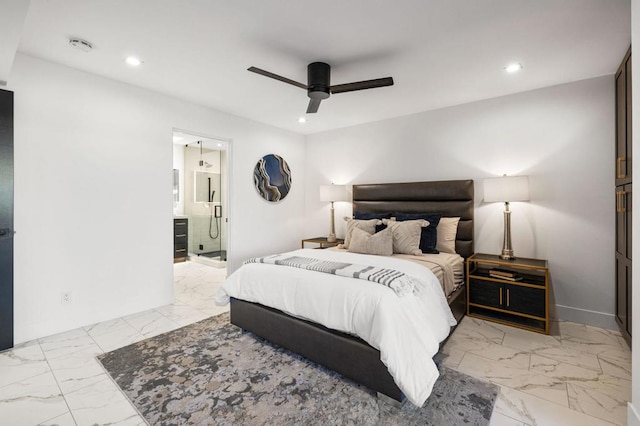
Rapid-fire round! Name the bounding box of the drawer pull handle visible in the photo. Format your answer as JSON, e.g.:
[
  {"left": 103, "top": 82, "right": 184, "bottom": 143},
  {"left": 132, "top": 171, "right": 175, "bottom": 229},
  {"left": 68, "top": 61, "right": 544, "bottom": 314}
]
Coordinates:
[
  {"left": 175, "top": 234, "right": 187, "bottom": 237},
  {"left": 617, "top": 156, "right": 627, "bottom": 179},
  {"left": 617, "top": 191, "right": 627, "bottom": 213},
  {"left": 499, "top": 288, "right": 503, "bottom": 305},
  {"left": 175, "top": 249, "right": 186, "bottom": 252},
  {"left": 507, "top": 289, "right": 510, "bottom": 307},
  {"left": 175, "top": 222, "right": 187, "bottom": 226}
]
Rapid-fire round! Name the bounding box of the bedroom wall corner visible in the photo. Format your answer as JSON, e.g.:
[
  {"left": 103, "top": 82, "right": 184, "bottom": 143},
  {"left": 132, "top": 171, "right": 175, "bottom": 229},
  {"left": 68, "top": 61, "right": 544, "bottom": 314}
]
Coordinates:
[{"left": 304, "top": 76, "right": 615, "bottom": 330}]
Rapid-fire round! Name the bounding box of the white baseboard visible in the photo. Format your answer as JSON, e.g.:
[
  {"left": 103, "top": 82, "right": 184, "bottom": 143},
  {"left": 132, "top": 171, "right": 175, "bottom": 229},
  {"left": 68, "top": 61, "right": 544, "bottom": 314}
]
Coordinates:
[
  {"left": 628, "top": 402, "right": 640, "bottom": 426},
  {"left": 554, "top": 304, "right": 617, "bottom": 330}
]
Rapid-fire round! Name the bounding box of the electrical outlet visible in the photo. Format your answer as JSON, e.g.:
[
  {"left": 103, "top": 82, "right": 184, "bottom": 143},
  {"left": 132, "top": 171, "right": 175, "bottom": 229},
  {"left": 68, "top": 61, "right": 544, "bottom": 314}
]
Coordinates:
[{"left": 61, "top": 292, "right": 71, "bottom": 305}]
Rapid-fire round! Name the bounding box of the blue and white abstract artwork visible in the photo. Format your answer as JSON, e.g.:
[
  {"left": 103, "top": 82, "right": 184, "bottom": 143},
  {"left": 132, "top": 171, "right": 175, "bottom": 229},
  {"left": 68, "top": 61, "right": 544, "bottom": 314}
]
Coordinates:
[{"left": 253, "top": 154, "right": 292, "bottom": 202}]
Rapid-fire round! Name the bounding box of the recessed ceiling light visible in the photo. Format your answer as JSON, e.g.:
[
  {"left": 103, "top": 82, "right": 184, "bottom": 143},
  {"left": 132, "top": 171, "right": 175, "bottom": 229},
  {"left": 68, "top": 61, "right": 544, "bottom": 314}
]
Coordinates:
[
  {"left": 217, "top": 143, "right": 223, "bottom": 147},
  {"left": 298, "top": 117, "right": 307, "bottom": 123},
  {"left": 125, "top": 56, "right": 143, "bottom": 67},
  {"left": 504, "top": 63, "right": 523, "bottom": 73},
  {"left": 173, "top": 136, "right": 183, "bottom": 142}
]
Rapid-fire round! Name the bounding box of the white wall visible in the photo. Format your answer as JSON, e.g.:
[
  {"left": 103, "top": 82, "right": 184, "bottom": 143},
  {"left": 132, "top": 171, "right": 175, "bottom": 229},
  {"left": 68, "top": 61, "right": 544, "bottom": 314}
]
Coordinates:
[
  {"left": 305, "top": 76, "right": 615, "bottom": 328},
  {"left": 9, "top": 53, "right": 305, "bottom": 343}
]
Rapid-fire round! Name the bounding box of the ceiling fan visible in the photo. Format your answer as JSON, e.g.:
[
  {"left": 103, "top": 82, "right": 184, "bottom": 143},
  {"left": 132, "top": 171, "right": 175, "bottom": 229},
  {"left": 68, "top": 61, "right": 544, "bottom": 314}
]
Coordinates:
[{"left": 247, "top": 62, "right": 394, "bottom": 113}]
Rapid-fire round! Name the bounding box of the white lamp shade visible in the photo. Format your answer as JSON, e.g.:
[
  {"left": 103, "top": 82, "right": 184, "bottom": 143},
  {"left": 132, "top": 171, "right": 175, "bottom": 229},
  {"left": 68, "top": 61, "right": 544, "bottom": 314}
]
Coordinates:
[
  {"left": 320, "top": 184, "right": 350, "bottom": 202},
  {"left": 484, "top": 175, "right": 530, "bottom": 202}
]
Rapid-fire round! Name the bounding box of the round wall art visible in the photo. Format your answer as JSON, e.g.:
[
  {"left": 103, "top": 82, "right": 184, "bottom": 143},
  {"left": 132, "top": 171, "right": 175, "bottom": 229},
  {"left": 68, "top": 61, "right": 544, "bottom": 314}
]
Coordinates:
[{"left": 253, "top": 154, "right": 292, "bottom": 202}]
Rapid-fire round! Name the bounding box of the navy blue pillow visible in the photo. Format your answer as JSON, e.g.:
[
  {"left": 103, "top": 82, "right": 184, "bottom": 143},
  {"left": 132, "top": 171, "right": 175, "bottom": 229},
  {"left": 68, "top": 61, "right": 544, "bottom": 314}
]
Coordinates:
[
  {"left": 354, "top": 212, "right": 391, "bottom": 233},
  {"left": 394, "top": 213, "right": 442, "bottom": 254}
]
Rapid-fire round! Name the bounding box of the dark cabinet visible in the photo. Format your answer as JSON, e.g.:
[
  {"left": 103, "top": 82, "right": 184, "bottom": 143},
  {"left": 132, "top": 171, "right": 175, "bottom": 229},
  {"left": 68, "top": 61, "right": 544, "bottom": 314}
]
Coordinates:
[
  {"left": 467, "top": 253, "right": 550, "bottom": 334},
  {"left": 174, "top": 218, "right": 188, "bottom": 263},
  {"left": 615, "top": 46, "right": 632, "bottom": 345},
  {"left": 0, "top": 89, "right": 13, "bottom": 351}
]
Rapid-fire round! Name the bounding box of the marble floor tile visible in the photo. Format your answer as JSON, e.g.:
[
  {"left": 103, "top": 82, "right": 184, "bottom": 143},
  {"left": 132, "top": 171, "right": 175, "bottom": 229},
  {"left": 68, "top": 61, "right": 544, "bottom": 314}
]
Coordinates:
[
  {"left": 155, "top": 301, "right": 211, "bottom": 326},
  {"left": 90, "top": 325, "right": 145, "bottom": 353},
  {"left": 529, "top": 354, "right": 600, "bottom": 381},
  {"left": 465, "top": 341, "right": 531, "bottom": 369},
  {"left": 38, "top": 411, "right": 76, "bottom": 426},
  {"left": 455, "top": 317, "right": 506, "bottom": 344},
  {"left": 38, "top": 329, "right": 102, "bottom": 361},
  {"left": 0, "top": 371, "right": 69, "bottom": 426},
  {"left": 501, "top": 327, "right": 563, "bottom": 353},
  {"left": 489, "top": 412, "right": 526, "bottom": 426},
  {"left": 457, "top": 353, "right": 568, "bottom": 407},
  {"left": 0, "top": 341, "right": 51, "bottom": 389},
  {"left": 495, "top": 385, "right": 617, "bottom": 426},
  {"left": 65, "top": 377, "right": 143, "bottom": 426},
  {"left": 566, "top": 374, "right": 631, "bottom": 426},
  {"left": 439, "top": 347, "right": 466, "bottom": 368},
  {"left": 123, "top": 309, "right": 181, "bottom": 338},
  {"left": 530, "top": 345, "right": 602, "bottom": 372},
  {"left": 47, "top": 346, "right": 108, "bottom": 394},
  {"left": 83, "top": 317, "right": 132, "bottom": 338}
]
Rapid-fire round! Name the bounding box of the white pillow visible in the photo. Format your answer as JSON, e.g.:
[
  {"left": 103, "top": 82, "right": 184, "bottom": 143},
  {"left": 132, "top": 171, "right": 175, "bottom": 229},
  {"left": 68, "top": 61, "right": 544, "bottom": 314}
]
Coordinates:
[
  {"left": 436, "top": 217, "right": 460, "bottom": 254},
  {"left": 341, "top": 218, "right": 382, "bottom": 249},
  {"left": 348, "top": 227, "right": 393, "bottom": 256},
  {"left": 382, "top": 218, "right": 428, "bottom": 256}
]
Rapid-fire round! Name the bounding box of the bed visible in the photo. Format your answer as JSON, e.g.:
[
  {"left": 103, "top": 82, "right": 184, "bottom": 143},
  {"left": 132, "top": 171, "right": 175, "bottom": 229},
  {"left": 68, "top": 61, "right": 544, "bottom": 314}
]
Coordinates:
[{"left": 220, "top": 180, "right": 474, "bottom": 405}]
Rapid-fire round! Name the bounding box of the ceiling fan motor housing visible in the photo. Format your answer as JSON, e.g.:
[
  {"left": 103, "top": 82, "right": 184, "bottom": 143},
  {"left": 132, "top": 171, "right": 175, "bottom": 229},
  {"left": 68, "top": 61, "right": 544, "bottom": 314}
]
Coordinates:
[{"left": 307, "top": 62, "right": 330, "bottom": 100}]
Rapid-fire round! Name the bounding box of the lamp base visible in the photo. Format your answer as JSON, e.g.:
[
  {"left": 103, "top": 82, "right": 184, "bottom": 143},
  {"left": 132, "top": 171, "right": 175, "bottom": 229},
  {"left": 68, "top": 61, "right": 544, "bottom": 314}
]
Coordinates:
[
  {"left": 499, "top": 250, "right": 515, "bottom": 260},
  {"left": 327, "top": 233, "right": 337, "bottom": 243}
]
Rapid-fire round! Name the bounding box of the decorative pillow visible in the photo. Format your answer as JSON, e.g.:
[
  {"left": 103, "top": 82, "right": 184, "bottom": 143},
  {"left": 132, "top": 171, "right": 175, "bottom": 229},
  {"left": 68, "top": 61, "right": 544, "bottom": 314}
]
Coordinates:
[
  {"left": 348, "top": 227, "right": 393, "bottom": 256},
  {"left": 342, "top": 218, "right": 382, "bottom": 249},
  {"left": 354, "top": 212, "right": 391, "bottom": 233},
  {"left": 382, "top": 218, "right": 428, "bottom": 256},
  {"left": 394, "top": 212, "right": 442, "bottom": 254},
  {"left": 436, "top": 217, "right": 460, "bottom": 254}
]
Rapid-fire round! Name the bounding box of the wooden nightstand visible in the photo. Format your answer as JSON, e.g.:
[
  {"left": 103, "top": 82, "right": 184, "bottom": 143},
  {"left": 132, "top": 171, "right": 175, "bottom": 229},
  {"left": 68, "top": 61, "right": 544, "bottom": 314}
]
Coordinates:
[
  {"left": 467, "top": 253, "right": 550, "bottom": 334},
  {"left": 301, "top": 237, "right": 344, "bottom": 249}
]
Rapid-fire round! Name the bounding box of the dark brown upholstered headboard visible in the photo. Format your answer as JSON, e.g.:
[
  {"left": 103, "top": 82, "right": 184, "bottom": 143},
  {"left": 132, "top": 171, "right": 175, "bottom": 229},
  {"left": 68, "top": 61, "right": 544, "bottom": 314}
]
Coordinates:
[{"left": 352, "top": 180, "right": 474, "bottom": 258}]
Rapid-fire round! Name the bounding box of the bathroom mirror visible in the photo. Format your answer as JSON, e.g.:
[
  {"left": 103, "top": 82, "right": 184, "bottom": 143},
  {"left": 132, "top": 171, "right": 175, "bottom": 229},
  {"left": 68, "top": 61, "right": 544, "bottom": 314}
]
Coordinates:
[
  {"left": 194, "top": 171, "right": 221, "bottom": 203},
  {"left": 173, "top": 169, "right": 179, "bottom": 203}
]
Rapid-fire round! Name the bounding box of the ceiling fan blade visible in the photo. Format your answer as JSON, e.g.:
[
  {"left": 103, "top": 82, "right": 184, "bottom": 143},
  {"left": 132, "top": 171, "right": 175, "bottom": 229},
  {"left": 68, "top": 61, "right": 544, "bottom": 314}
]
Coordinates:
[
  {"left": 247, "top": 66, "right": 308, "bottom": 90},
  {"left": 306, "top": 98, "right": 321, "bottom": 114},
  {"left": 330, "top": 77, "right": 394, "bottom": 94}
]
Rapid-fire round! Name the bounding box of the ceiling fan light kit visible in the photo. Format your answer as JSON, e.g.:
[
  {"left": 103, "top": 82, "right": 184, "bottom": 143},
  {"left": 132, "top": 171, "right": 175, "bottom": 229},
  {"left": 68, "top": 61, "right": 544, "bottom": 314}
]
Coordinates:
[{"left": 248, "top": 61, "right": 394, "bottom": 113}]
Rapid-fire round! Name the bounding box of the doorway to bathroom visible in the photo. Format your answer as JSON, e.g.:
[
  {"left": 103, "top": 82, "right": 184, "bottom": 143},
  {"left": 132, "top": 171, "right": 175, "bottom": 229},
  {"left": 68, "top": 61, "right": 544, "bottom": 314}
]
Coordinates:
[{"left": 173, "top": 130, "right": 229, "bottom": 268}]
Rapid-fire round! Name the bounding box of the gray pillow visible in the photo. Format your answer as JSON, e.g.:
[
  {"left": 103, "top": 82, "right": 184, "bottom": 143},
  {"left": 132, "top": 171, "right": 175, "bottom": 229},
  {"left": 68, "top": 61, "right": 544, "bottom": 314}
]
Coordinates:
[
  {"left": 382, "top": 218, "right": 428, "bottom": 256},
  {"left": 436, "top": 217, "right": 460, "bottom": 254},
  {"left": 348, "top": 227, "right": 393, "bottom": 256},
  {"left": 342, "top": 218, "right": 381, "bottom": 249}
]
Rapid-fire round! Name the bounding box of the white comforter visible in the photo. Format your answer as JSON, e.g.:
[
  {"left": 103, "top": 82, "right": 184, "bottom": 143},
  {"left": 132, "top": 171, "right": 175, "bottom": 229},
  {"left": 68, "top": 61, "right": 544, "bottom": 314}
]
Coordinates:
[{"left": 215, "top": 248, "right": 457, "bottom": 406}]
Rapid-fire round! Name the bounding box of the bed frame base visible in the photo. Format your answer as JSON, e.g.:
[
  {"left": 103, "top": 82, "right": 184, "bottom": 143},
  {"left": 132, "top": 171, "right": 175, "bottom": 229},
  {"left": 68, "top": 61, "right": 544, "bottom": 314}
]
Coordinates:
[{"left": 230, "top": 297, "right": 403, "bottom": 401}]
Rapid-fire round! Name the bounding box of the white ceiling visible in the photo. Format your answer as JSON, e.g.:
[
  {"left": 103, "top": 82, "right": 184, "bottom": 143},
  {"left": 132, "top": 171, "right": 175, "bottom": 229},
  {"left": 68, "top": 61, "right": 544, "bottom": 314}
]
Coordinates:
[{"left": 13, "top": 0, "right": 631, "bottom": 135}]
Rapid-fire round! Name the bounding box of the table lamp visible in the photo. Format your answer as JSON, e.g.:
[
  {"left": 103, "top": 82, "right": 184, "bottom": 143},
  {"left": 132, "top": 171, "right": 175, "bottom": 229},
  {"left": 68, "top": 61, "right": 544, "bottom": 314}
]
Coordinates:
[
  {"left": 484, "top": 175, "right": 530, "bottom": 260},
  {"left": 320, "top": 184, "right": 350, "bottom": 242}
]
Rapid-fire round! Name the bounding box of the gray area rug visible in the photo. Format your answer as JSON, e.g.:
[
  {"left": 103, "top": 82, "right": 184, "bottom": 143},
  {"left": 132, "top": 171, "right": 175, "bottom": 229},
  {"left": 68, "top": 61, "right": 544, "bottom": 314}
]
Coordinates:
[{"left": 98, "top": 312, "right": 498, "bottom": 425}]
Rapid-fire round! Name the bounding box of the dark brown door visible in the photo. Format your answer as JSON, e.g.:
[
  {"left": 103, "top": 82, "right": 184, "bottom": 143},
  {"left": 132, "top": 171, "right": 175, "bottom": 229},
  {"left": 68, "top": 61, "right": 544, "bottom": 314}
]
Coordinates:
[
  {"left": 0, "top": 89, "right": 13, "bottom": 351},
  {"left": 615, "top": 48, "right": 631, "bottom": 186}
]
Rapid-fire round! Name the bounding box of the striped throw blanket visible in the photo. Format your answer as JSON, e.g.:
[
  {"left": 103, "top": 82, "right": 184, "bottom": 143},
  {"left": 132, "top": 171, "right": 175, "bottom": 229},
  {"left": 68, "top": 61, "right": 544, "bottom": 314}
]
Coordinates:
[{"left": 244, "top": 254, "right": 422, "bottom": 296}]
